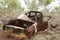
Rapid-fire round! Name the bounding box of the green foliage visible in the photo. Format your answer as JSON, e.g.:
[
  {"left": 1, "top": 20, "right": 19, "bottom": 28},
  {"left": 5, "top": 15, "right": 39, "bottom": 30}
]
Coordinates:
[
  {"left": 45, "top": 0, "right": 52, "bottom": 6},
  {"left": 24, "top": 0, "right": 30, "bottom": 5},
  {"left": 4, "top": 0, "right": 18, "bottom": 11},
  {"left": 52, "top": 7, "right": 60, "bottom": 13},
  {"left": 28, "top": 0, "right": 38, "bottom": 11},
  {"left": 24, "top": 0, "right": 39, "bottom": 11},
  {"left": 0, "top": 0, "right": 24, "bottom": 19},
  {"left": 24, "top": 0, "right": 52, "bottom": 11},
  {"left": 38, "top": 0, "right": 52, "bottom": 6},
  {"left": 0, "top": 0, "right": 60, "bottom": 19}
]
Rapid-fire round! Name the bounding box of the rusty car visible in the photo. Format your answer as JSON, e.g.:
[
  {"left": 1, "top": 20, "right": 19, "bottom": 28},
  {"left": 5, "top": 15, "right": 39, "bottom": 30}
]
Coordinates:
[{"left": 3, "top": 11, "right": 52, "bottom": 40}]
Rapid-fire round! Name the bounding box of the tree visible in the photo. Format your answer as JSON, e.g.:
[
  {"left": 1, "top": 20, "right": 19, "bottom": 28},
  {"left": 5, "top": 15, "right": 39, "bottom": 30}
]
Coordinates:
[
  {"left": 38, "top": 0, "right": 52, "bottom": 6},
  {"left": 24, "top": 0, "right": 52, "bottom": 12},
  {"left": 24, "top": 0, "right": 39, "bottom": 11},
  {"left": 51, "top": 7, "right": 60, "bottom": 14},
  {"left": 0, "top": 0, "right": 24, "bottom": 19},
  {"left": 0, "top": 0, "right": 6, "bottom": 17}
]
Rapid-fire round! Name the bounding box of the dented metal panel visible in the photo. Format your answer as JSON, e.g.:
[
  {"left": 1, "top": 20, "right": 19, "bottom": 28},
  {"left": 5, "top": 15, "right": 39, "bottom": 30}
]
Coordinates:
[
  {"left": 3, "top": 11, "right": 52, "bottom": 40},
  {"left": 17, "top": 14, "right": 35, "bottom": 23}
]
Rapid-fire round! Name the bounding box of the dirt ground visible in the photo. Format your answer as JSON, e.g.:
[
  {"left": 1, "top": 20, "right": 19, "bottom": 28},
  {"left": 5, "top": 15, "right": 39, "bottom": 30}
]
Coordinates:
[
  {"left": 0, "top": 31, "right": 18, "bottom": 40},
  {"left": 0, "top": 13, "right": 60, "bottom": 40},
  {"left": 29, "top": 13, "right": 60, "bottom": 40}
]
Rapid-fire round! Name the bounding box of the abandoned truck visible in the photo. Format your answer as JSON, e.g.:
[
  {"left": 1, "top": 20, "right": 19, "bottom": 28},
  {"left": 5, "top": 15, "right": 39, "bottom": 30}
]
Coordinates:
[{"left": 3, "top": 11, "right": 52, "bottom": 40}]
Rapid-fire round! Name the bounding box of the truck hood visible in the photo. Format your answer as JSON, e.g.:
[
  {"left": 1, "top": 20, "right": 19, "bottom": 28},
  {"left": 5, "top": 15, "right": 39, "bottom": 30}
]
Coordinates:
[{"left": 17, "top": 14, "right": 35, "bottom": 23}]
